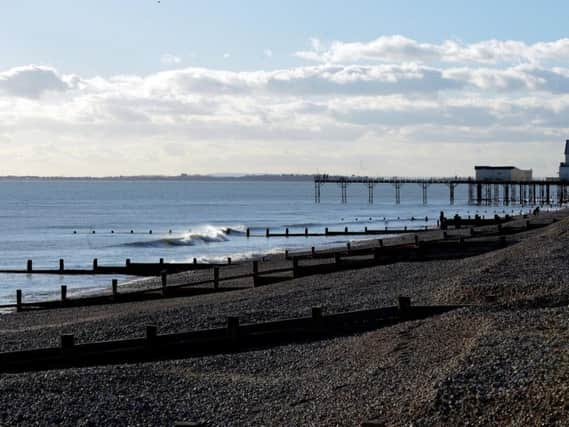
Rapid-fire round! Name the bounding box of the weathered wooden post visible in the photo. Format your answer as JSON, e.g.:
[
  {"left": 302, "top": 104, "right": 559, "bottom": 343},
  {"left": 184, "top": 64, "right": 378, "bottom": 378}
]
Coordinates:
[
  {"left": 284, "top": 249, "right": 289, "bottom": 259},
  {"left": 398, "top": 296, "right": 411, "bottom": 318},
  {"left": 112, "top": 279, "right": 118, "bottom": 299},
  {"left": 59, "top": 259, "right": 64, "bottom": 273},
  {"left": 365, "top": 226, "right": 368, "bottom": 233},
  {"left": 61, "top": 285, "right": 67, "bottom": 302},
  {"left": 227, "top": 257, "right": 232, "bottom": 265},
  {"left": 213, "top": 267, "right": 220, "bottom": 289},
  {"left": 346, "top": 242, "right": 351, "bottom": 252},
  {"left": 252, "top": 261, "right": 259, "bottom": 287},
  {"left": 292, "top": 257, "right": 299, "bottom": 278},
  {"left": 92, "top": 258, "right": 98, "bottom": 271},
  {"left": 146, "top": 325, "right": 157, "bottom": 348},
  {"left": 159, "top": 258, "right": 164, "bottom": 265},
  {"left": 125, "top": 258, "right": 131, "bottom": 268},
  {"left": 16, "top": 289, "right": 22, "bottom": 312},
  {"left": 161, "top": 270, "right": 167, "bottom": 295},
  {"left": 60, "top": 334, "right": 74, "bottom": 351},
  {"left": 404, "top": 225, "right": 407, "bottom": 231},
  {"left": 265, "top": 228, "right": 270, "bottom": 237},
  {"left": 344, "top": 226, "right": 348, "bottom": 233},
  {"left": 285, "top": 228, "right": 289, "bottom": 237},
  {"left": 311, "top": 246, "right": 315, "bottom": 256},
  {"left": 304, "top": 227, "right": 308, "bottom": 236},
  {"left": 311, "top": 306, "right": 323, "bottom": 333},
  {"left": 193, "top": 257, "right": 197, "bottom": 265},
  {"left": 26, "top": 259, "right": 32, "bottom": 273},
  {"left": 227, "top": 317, "right": 240, "bottom": 345},
  {"left": 373, "top": 247, "right": 381, "bottom": 262},
  {"left": 334, "top": 253, "right": 341, "bottom": 266},
  {"left": 246, "top": 228, "right": 250, "bottom": 238}
]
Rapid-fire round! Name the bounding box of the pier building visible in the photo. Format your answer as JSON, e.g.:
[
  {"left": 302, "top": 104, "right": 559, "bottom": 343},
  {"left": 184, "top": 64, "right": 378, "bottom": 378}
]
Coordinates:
[
  {"left": 475, "top": 166, "right": 532, "bottom": 182},
  {"left": 559, "top": 140, "right": 569, "bottom": 181}
]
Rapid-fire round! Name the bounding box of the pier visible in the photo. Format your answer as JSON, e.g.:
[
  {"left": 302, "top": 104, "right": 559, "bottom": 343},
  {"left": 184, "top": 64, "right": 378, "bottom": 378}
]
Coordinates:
[{"left": 314, "top": 175, "right": 569, "bottom": 206}]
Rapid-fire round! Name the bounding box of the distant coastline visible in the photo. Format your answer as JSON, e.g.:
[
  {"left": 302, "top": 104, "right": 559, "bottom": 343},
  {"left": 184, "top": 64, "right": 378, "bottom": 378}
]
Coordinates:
[{"left": 0, "top": 174, "right": 315, "bottom": 182}]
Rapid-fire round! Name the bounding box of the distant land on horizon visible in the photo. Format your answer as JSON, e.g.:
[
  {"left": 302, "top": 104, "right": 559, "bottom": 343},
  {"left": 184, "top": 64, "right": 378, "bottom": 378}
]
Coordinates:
[{"left": 0, "top": 173, "right": 319, "bottom": 182}]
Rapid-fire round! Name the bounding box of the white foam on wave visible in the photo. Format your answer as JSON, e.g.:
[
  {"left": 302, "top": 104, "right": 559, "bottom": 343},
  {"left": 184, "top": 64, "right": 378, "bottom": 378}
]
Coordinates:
[
  {"left": 119, "top": 224, "right": 247, "bottom": 248},
  {"left": 191, "top": 246, "right": 287, "bottom": 264}
]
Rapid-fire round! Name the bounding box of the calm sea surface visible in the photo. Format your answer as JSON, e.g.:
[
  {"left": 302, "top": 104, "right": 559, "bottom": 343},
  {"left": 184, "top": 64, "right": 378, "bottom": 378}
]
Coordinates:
[{"left": 0, "top": 179, "right": 532, "bottom": 305}]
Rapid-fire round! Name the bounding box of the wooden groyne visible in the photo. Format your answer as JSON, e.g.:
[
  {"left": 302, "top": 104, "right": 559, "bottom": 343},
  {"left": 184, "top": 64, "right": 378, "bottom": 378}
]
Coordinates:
[
  {"left": 0, "top": 258, "right": 227, "bottom": 276},
  {"left": 5, "top": 215, "right": 556, "bottom": 312},
  {"left": 0, "top": 298, "right": 465, "bottom": 373},
  {"left": 248, "top": 213, "right": 513, "bottom": 237}
]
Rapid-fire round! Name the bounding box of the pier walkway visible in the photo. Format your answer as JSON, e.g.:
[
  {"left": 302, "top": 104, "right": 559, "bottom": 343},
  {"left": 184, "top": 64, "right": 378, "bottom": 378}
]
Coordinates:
[{"left": 314, "top": 174, "right": 569, "bottom": 206}]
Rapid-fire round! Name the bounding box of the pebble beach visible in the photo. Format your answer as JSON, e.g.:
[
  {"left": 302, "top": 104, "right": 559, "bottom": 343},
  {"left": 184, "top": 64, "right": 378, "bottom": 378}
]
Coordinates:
[{"left": 0, "top": 210, "right": 568, "bottom": 426}]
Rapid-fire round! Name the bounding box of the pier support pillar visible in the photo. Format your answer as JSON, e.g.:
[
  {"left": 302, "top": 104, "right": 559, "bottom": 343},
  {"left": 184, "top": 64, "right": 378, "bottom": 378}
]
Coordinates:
[
  {"left": 393, "top": 183, "right": 401, "bottom": 205},
  {"left": 476, "top": 183, "right": 482, "bottom": 205},
  {"left": 448, "top": 183, "right": 456, "bottom": 205},
  {"left": 420, "top": 183, "right": 429, "bottom": 205},
  {"left": 339, "top": 180, "right": 348, "bottom": 204},
  {"left": 367, "top": 182, "right": 374, "bottom": 204},
  {"left": 468, "top": 182, "right": 475, "bottom": 205}
]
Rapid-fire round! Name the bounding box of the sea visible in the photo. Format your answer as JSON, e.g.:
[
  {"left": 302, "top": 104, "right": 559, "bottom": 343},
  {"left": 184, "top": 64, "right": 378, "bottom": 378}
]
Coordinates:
[{"left": 0, "top": 179, "right": 537, "bottom": 305}]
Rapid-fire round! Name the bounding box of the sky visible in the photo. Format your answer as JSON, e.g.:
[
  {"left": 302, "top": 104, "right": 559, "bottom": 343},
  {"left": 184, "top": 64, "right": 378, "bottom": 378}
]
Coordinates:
[{"left": 1, "top": 0, "right": 569, "bottom": 176}]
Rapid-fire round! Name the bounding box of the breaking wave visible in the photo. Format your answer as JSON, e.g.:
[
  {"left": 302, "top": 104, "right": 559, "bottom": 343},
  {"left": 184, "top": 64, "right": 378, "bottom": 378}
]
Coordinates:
[{"left": 117, "top": 225, "right": 245, "bottom": 248}]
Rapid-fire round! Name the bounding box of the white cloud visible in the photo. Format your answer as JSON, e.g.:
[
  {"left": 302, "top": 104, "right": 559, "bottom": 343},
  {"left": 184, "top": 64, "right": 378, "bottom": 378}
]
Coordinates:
[
  {"left": 223, "top": 53, "right": 231, "bottom": 59},
  {"left": 160, "top": 53, "right": 182, "bottom": 65},
  {"left": 295, "top": 35, "right": 569, "bottom": 65},
  {"left": 264, "top": 49, "right": 273, "bottom": 58},
  {"left": 0, "top": 65, "right": 74, "bottom": 99},
  {"left": 1, "top": 37, "right": 569, "bottom": 176}
]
